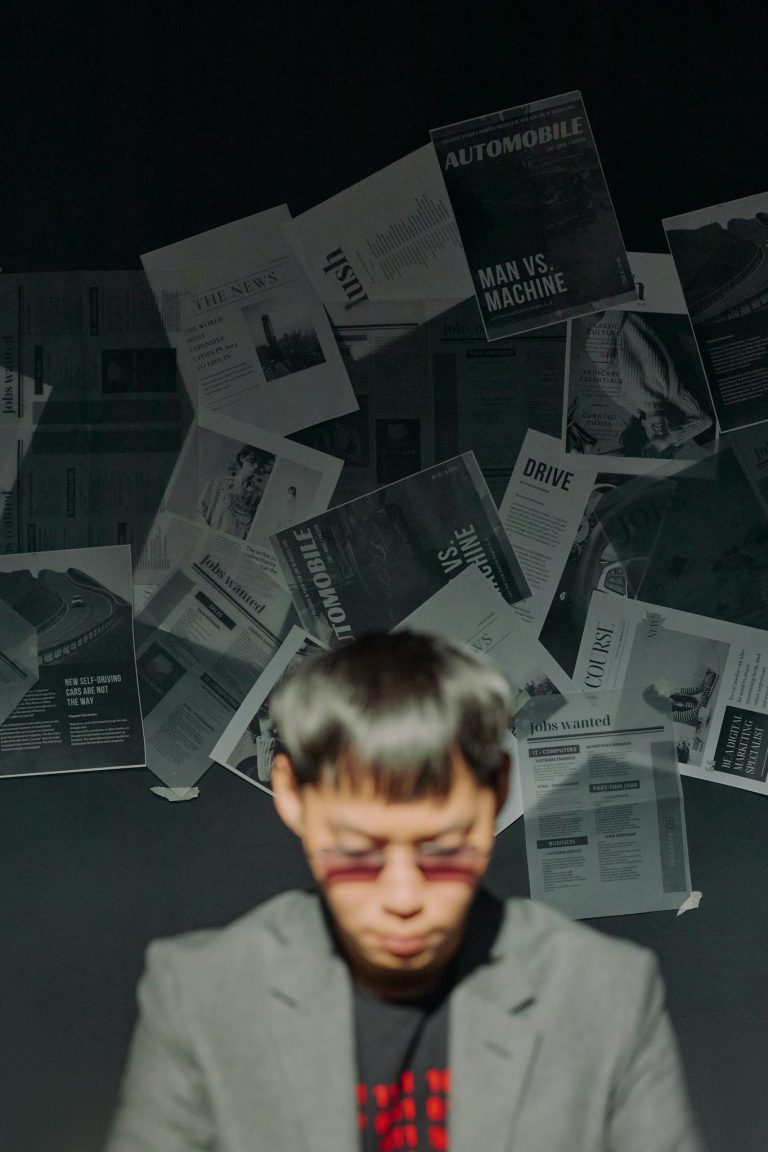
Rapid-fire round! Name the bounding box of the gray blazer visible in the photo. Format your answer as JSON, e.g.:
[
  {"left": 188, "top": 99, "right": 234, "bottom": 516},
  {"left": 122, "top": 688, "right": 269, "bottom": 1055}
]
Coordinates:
[{"left": 103, "top": 887, "right": 705, "bottom": 1151}]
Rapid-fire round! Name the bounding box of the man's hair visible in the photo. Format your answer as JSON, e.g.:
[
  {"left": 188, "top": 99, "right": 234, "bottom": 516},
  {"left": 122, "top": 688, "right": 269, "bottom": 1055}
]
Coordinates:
[{"left": 269, "top": 630, "right": 512, "bottom": 800}]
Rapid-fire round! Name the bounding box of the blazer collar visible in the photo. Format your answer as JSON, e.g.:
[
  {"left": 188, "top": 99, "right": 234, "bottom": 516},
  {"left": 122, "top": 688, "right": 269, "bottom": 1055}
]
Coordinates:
[{"left": 264, "top": 887, "right": 539, "bottom": 1152}]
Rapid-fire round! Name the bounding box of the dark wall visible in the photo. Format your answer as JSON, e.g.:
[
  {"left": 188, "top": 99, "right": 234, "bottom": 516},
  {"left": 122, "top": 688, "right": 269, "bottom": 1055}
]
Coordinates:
[{"left": 3, "top": 4, "right": 768, "bottom": 1151}]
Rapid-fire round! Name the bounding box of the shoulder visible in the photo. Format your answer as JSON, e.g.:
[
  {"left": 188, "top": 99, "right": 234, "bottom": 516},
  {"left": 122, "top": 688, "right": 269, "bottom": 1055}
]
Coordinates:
[
  {"left": 141, "top": 888, "right": 323, "bottom": 990},
  {"left": 491, "top": 893, "right": 661, "bottom": 1000}
]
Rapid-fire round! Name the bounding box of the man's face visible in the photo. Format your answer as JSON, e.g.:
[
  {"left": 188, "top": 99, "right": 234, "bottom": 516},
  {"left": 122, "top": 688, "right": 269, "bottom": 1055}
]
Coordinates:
[{"left": 271, "top": 749, "right": 507, "bottom": 1000}]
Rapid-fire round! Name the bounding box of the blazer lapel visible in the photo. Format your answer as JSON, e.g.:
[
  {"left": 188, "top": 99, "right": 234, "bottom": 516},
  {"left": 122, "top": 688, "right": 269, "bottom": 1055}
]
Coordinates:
[
  {"left": 263, "top": 892, "right": 360, "bottom": 1151},
  {"left": 449, "top": 890, "right": 542, "bottom": 1152}
]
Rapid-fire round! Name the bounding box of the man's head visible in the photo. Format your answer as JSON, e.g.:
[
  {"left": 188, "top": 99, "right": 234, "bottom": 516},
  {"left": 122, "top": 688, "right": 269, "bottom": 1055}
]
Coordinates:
[{"left": 269, "top": 631, "right": 512, "bottom": 999}]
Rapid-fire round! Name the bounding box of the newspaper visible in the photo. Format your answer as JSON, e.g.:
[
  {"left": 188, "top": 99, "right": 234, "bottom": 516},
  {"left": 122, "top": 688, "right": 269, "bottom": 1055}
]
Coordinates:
[
  {"left": 430, "top": 90, "right": 635, "bottom": 340},
  {"left": 134, "top": 535, "right": 297, "bottom": 788},
  {"left": 0, "top": 544, "right": 145, "bottom": 777},
  {"left": 287, "top": 145, "right": 474, "bottom": 315},
  {"left": 0, "top": 599, "right": 38, "bottom": 726},
  {"left": 144, "top": 408, "right": 343, "bottom": 586},
  {"left": 210, "top": 624, "right": 328, "bottom": 793},
  {"left": 270, "top": 451, "right": 530, "bottom": 645},
  {"left": 0, "top": 272, "right": 189, "bottom": 562},
  {"left": 664, "top": 190, "right": 768, "bottom": 432},
  {"left": 290, "top": 297, "right": 566, "bottom": 507},
  {"left": 563, "top": 252, "right": 716, "bottom": 473},
  {"left": 498, "top": 430, "right": 598, "bottom": 633},
  {"left": 574, "top": 590, "right": 768, "bottom": 798},
  {"left": 395, "top": 564, "right": 572, "bottom": 832},
  {"left": 142, "top": 205, "right": 357, "bottom": 434},
  {"left": 517, "top": 689, "right": 692, "bottom": 918}
]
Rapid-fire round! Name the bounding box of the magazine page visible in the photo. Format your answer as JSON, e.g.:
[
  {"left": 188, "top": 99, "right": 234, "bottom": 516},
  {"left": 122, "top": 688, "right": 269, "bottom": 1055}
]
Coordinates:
[
  {"left": 149, "top": 408, "right": 343, "bottom": 585},
  {"left": 430, "top": 90, "right": 635, "bottom": 341},
  {"left": 427, "top": 299, "right": 566, "bottom": 505},
  {"left": 134, "top": 535, "right": 298, "bottom": 788},
  {"left": 142, "top": 205, "right": 357, "bottom": 434},
  {"left": 0, "top": 600, "right": 38, "bottom": 726},
  {"left": 664, "top": 190, "right": 768, "bottom": 433},
  {"left": 0, "top": 544, "right": 145, "bottom": 777},
  {"left": 563, "top": 252, "right": 716, "bottom": 474},
  {"left": 395, "top": 564, "right": 572, "bottom": 832},
  {"left": 517, "top": 688, "right": 692, "bottom": 918},
  {"left": 574, "top": 590, "right": 768, "bottom": 797},
  {"left": 270, "top": 451, "right": 530, "bottom": 645},
  {"left": 287, "top": 145, "right": 474, "bottom": 314},
  {"left": 0, "top": 272, "right": 189, "bottom": 563},
  {"left": 498, "top": 430, "right": 598, "bottom": 633},
  {"left": 210, "top": 624, "right": 328, "bottom": 793}
]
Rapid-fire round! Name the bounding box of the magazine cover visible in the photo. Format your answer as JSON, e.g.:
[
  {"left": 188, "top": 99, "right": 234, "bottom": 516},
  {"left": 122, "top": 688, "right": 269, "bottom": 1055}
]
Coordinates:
[
  {"left": 270, "top": 451, "right": 530, "bottom": 644},
  {"left": 0, "top": 544, "right": 145, "bottom": 777},
  {"left": 430, "top": 90, "right": 635, "bottom": 340},
  {"left": 664, "top": 190, "right": 768, "bottom": 432}
]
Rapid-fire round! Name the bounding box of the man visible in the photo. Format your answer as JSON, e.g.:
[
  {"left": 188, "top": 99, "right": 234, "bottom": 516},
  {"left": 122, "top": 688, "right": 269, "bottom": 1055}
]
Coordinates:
[{"left": 103, "top": 632, "right": 704, "bottom": 1151}]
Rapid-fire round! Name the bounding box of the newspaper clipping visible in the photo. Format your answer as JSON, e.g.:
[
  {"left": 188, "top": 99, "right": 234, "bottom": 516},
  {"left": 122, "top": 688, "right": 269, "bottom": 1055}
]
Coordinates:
[
  {"left": 575, "top": 591, "right": 768, "bottom": 798},
  {"left": 430, "top": 90, "right": 635, "bottom": 340},
  {"left": 517, "top": 688, "right": 692, "bottom": 918},
  {"left": 288, "top": 145, "right": 474, "bottom": 315},
  {"left": 134, "top": 535, "right": 297, "bottom": 788},
  {"left": 142, "top": 205, "right": 357, "bottom": 434},
  {"left": 0, "top": 544, "right": 145, "bottom": 777}
]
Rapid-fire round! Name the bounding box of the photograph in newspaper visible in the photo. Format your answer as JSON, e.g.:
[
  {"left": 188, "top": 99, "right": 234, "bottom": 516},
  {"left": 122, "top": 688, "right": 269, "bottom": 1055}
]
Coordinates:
[
  {"left": 430, "top": 91, "right": 635, "bottom": 341},
  {"left": 270, "top": 452, "right": 530, "bottom": 645},
  {"left": 210, "top": 625, "right": 327, "bottom": 793},
  {"left": 395, "top": 564, "right": 572, "bottom": 833},
  {"left": 0, "top": 544, "right": 145, "bottom": 777},
  {"left": 636, "top": 445, "right": 768, "bottom": 632},
  {"left": 0, "top": 272, "right": 190, "bottom": 564},
  {"left": 563, "top": 253, "right": 716, "bottom": 473},
  {"left": 664, "top": 190, "right": 768, "bottom": 432},
  {"left": 161, "top": 408, "right": 342, "bottom": 557},
  {"left": 574, "top": 591, "right": 768, "bottom": 797},
  {"left": 287, "top": 145, "right": 474, "bottom": 314},
  {"left": 134, "top": 536, "right": 298, "bottom": 788},
  {"left": 0, "top": 600, "right": 38, "bottom": 726},
  {"left": 141, "top": 205, "right": 357, "bottom": 435},
  {"left": 517, "top": 689, "right": 692, "bottom": 919}
]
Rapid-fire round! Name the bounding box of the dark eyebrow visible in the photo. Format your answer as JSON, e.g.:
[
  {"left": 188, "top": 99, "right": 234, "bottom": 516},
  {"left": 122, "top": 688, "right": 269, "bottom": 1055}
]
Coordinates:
[{"left": 328, "top": 818, "right": 473, "bottom": 841}]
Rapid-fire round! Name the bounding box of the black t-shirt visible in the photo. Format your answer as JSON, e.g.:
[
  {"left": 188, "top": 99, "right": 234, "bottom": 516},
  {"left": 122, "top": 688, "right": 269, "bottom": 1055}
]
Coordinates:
[
  {"left": 353, "top": 971, "right": 453, "bottom": 1152},
  {"left": 315, "top": 887, "right": 506, "bottom": 1152}
]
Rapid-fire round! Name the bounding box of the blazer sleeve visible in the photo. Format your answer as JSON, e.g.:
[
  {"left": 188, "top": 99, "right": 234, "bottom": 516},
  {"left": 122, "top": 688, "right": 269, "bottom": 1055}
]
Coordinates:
[
  {"left": 101, "top": 940, "right": 216, "bottom": 1152},
  {"left": 607, "top": 951, "right": 707, "bottom": 1152}
]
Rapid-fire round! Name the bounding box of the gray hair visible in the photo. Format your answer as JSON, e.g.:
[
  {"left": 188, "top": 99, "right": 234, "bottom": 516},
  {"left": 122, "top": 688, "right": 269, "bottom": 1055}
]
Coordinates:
[{"left": 269, "top": 630, "right": 512, "bottom": 799}]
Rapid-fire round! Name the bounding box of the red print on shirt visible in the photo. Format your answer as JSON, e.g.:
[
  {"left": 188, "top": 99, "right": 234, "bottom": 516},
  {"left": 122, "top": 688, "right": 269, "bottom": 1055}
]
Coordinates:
[{"left": 357, "top": 1068, "right": 450, "bottom": 1150}]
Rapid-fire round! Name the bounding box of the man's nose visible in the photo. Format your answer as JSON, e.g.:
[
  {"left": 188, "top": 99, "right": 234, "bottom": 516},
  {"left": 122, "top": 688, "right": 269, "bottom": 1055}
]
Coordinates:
[{"left": 378, "top": 851, "right": 426, "bottom": 915}]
